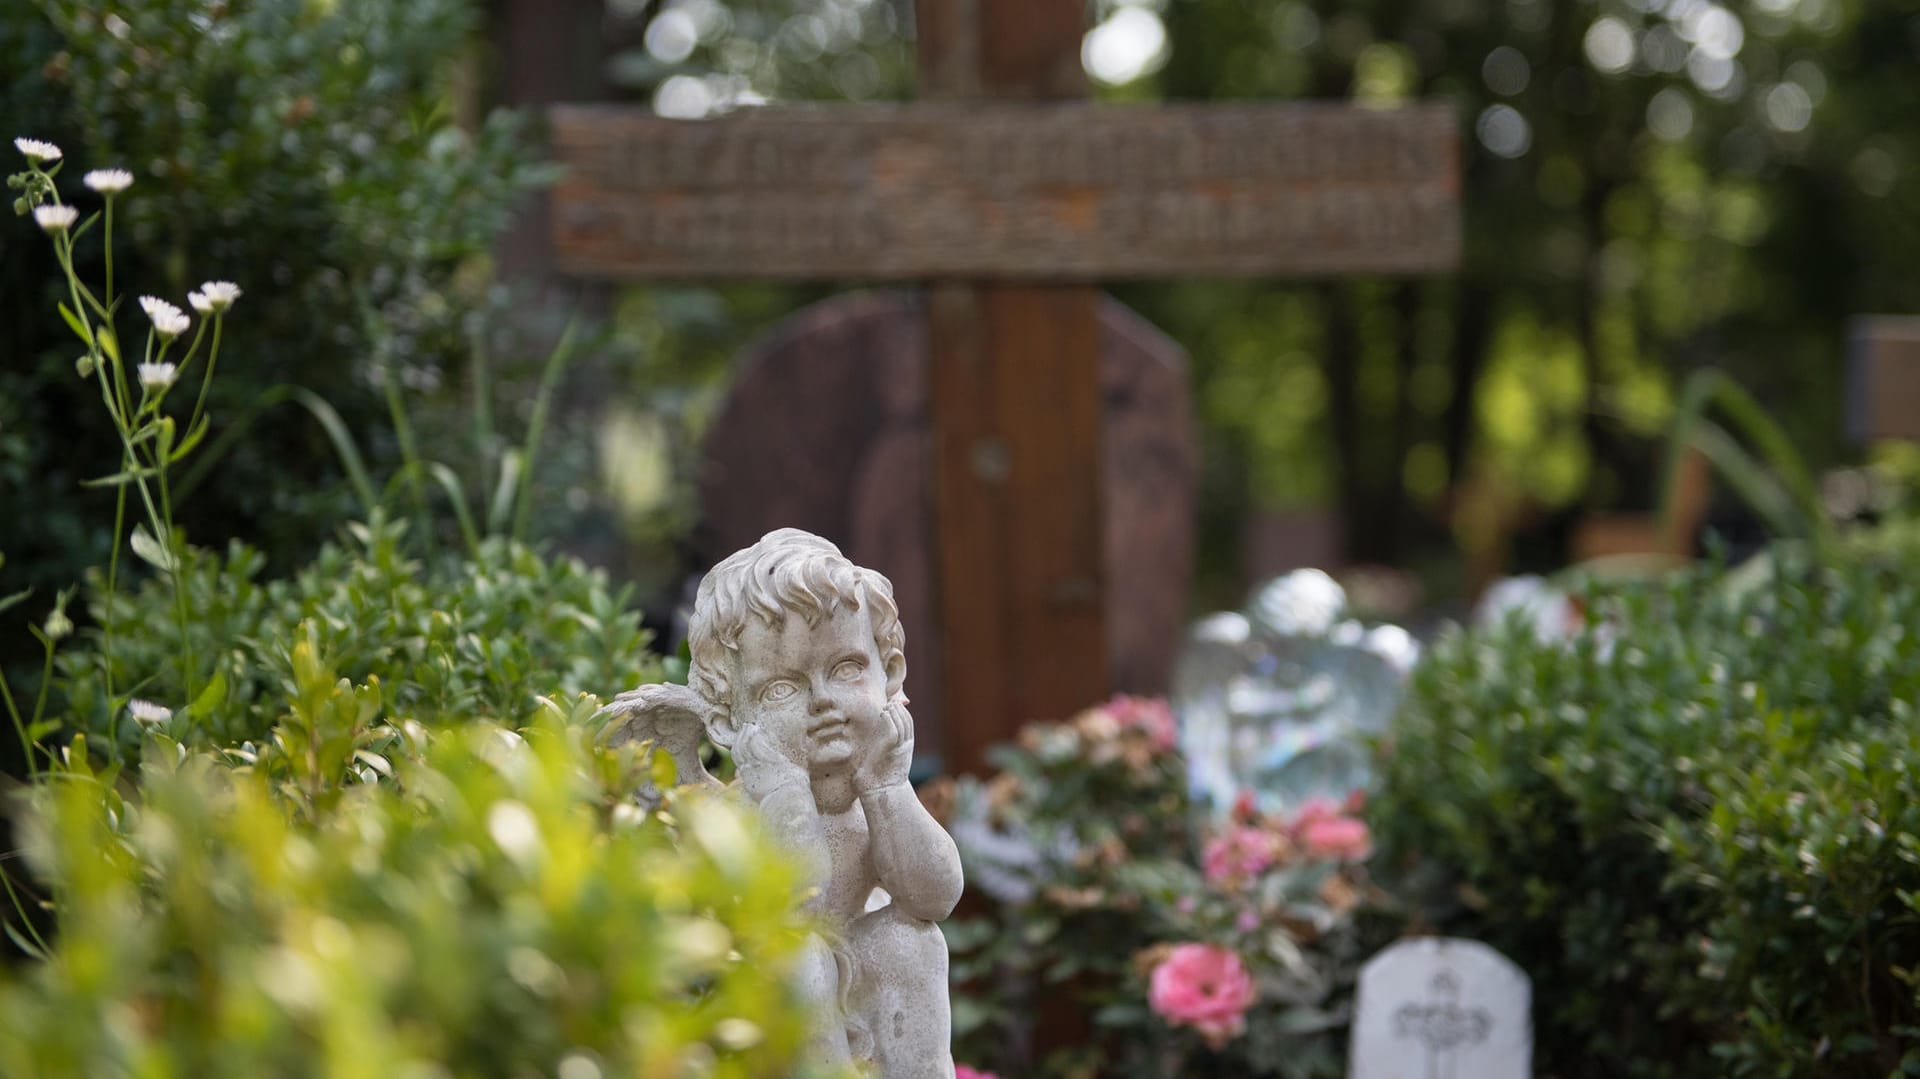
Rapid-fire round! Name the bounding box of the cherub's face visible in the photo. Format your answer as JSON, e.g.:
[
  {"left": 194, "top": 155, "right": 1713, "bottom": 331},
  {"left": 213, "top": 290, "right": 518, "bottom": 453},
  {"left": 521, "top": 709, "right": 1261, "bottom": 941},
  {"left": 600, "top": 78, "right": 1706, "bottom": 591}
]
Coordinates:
[{"left": 731, "top": 603, "right": 888, "bottom": 775}]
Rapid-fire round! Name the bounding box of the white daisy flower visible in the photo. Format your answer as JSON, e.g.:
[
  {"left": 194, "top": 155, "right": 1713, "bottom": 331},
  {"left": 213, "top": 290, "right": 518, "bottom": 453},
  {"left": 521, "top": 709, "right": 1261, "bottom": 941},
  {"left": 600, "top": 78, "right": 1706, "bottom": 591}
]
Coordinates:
[
  {"left": 138, "top": 362, "right": 178, "bottom": 391},
  {"left": 139, "top": 296, "right": 190, "bottom": 340},
  {"left": 197, "top": 280, "right": 242, "bottom": 312},
  {"left": 152, "top": 309, "right": 190, "bottom": 340},
  {"left": 83, "top": 168, "right": 134, "bottom": 194},
  {"left": 187, "top": 290, "right": 212, "bottom": 315},
  {"left": 33, "top": 204, "right": 78, "bottom": 232},
  {"left": 127, "top": 699, "right": 172, "bottom": 725},
  {"left": 13, "top": 137, "right": 61, "bottom": 163}
]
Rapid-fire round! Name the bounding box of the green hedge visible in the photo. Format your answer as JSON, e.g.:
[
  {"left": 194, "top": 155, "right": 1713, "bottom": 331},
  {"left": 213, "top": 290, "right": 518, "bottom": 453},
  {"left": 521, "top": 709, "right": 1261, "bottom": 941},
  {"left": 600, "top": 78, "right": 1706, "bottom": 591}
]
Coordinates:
[
  {"left": 4, "top": 521, "right": 829, "bottom": 1075},
  {"left": 1373, "top": 544, "right": 1920, "bottom": 1077},
  {"left": 56, "top": 515, "right": 658, "bottom": 760},
  {"left": 1, "top": 665, "right": 825, "bottom": 1076}
]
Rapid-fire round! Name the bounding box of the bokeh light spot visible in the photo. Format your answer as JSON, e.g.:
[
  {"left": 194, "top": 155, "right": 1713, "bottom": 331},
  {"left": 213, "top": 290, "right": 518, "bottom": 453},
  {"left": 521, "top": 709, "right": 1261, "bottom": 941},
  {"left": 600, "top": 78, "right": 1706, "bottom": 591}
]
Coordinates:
[
  {"left": 653, "top": 74, "right": 713, "bottom": 119},
  {"left": 1083, "top": 7, "right": 1170, "bottom": 86},
  {"left": 644, "top": 10, "right": 698, "bottom": 64},
  {"left": 1764, "top": 82, "right": 1813, "bottom": 131},
  {"left": 1482, "top": 45, "right": 1531, "bottom": 96},
  {"left": 1476, "top": 104, "right": 1533, "bottom": 158},
  {"left": 1686, "top": 49, "right": 1736, "bottom": 94},
  {"left": 1647, "top": 87, "right": 1695, "bottom": 141},
  {"left": 1584, "top": 17, "right": 1635, "bottom": 74}
]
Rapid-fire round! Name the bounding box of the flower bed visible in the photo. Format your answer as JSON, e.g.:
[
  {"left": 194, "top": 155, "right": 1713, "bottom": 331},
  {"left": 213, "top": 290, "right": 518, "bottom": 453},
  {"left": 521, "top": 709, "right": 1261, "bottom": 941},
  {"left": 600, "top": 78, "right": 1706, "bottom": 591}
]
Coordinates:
[{"left": 933, "top": 696, "right": 1377, "bottom": 1078}]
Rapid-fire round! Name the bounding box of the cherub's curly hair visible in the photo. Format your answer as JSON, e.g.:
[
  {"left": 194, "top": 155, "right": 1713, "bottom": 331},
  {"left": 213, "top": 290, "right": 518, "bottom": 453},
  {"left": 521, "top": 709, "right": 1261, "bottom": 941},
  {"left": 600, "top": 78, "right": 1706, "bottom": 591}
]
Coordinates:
[{"left": 688, "top": 529, "right": 906, "bottom": 748}]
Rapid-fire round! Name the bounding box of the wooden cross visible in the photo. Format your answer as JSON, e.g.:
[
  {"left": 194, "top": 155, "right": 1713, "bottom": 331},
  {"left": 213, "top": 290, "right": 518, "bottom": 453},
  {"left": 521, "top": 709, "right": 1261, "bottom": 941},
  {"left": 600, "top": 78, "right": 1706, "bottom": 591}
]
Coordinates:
[
  {"left": 546, "top": 0, "right": 1460, "bottom": 776},
  {"left": 1848, "top": 317, "right": 1920, "bottom": 442}
]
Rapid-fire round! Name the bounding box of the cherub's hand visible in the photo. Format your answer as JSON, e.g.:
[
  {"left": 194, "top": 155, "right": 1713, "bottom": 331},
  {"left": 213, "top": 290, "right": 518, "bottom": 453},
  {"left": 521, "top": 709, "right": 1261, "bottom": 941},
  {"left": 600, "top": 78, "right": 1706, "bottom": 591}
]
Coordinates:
[
  {"left": 733, "top": 722, "right": 812, "bottom": 805},
  {"left": 852, "top": 700, "right": 914, "bottom": 795},
  {"left": 731, "top": 722, "right": 833, "bottom": 894}
]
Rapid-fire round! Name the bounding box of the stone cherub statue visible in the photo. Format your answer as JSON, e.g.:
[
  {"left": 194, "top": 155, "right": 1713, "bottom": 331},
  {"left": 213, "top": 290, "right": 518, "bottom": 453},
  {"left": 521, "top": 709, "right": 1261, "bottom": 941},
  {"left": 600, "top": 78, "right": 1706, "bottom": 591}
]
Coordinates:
[{"left": 603, "top": 529, "right": 963, "bottom": 1077}]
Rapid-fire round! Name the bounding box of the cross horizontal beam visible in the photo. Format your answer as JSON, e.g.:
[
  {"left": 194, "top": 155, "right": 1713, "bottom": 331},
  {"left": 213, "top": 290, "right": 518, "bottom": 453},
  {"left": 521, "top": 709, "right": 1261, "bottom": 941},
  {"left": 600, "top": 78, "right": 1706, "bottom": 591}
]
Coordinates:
[{"left": 549, "top": 102, "right": 1459, "bottom": 281}]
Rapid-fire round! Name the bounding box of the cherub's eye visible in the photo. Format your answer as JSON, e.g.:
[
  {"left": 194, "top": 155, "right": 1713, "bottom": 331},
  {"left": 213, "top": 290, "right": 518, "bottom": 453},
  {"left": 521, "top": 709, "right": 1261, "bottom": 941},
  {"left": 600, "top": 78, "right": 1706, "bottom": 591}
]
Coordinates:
[
  {"left": 832, "top": 659, "right": 865, "bottom": 681},
  {"left": 760, "top": 680, "right": 799, "bottom": 703}
]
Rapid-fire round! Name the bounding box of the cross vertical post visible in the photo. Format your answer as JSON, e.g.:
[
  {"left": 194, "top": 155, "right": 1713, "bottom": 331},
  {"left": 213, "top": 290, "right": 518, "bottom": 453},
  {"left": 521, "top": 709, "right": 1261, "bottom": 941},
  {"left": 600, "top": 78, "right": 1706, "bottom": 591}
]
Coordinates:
[{"left": 919, "top": 0, "right": 1110, "bottom": 775}]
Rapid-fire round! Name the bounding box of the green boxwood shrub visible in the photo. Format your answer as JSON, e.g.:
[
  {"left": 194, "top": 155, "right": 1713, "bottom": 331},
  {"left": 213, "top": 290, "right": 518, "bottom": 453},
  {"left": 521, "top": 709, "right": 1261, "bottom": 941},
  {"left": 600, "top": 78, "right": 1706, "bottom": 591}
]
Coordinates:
[
  {"left": 57, "top": 515, "right": 658, "bottom": 760},
  {"left": 1372, "top": 544, "right": 1920, "bottom": 1077},
  {"left": 1, "top": 646, "right": 828, "bottom": 1077}
]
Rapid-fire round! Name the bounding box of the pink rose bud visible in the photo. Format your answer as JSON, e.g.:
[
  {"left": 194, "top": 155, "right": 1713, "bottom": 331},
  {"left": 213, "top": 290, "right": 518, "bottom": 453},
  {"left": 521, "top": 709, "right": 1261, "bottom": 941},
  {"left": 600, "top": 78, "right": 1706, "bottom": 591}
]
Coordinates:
[
  {"left": 1288, "top": 796, "right": 1341, "bottom": 835},
  {"left": 1106, "top": 693, "right": 1179, "bottom": 750},
  {"left": 1202, "top": 825, "right": 1284, "bottom": 887},
  {"left": 1299, "top": 815, "right": 1372, "bottom": 861},
  {"left": 955, "top": 1066, "right": 1003, "bottom": 1079}
]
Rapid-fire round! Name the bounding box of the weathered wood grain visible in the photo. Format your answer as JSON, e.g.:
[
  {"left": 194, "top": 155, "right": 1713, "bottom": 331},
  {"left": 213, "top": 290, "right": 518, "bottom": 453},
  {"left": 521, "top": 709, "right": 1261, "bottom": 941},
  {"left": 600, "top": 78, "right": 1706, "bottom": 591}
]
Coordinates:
[
  {"left": 548, "top": 102, "right": 1461, "bottom": 281},
  {"left": 930, "top": 285, "right": 1110, "bottom": 772},
  {"left": 1848, "top": 317, "right": 1920, "bottom": 442},
  {"left": 917, "top": 0, "right": 1109, "bottom": 788}
]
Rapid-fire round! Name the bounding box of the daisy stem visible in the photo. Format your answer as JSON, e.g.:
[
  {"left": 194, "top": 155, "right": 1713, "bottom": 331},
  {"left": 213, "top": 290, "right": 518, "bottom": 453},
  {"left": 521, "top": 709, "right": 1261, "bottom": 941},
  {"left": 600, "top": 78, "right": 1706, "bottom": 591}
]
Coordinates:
[
  {"left": 188, "top": 314, "right": 222, "bottom": 436},
  {"left": 103, "top": 196, "right": 113, "bottom": 303},
  {"left": 0, "top": 658, "right": 36, "bottom": 783},
  {"left": 155, "top": 457, "right": 198, "bottom": 703},
  {"left": 103, "top": 482, "right": 126, "bottom": 742}
]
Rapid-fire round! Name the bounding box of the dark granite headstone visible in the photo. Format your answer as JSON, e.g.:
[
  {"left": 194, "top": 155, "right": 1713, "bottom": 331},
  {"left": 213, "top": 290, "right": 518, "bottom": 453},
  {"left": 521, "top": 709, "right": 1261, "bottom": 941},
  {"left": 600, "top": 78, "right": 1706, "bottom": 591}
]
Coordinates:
[{"left": 697, "top": 290, "right": 1196, "bottom": 762}]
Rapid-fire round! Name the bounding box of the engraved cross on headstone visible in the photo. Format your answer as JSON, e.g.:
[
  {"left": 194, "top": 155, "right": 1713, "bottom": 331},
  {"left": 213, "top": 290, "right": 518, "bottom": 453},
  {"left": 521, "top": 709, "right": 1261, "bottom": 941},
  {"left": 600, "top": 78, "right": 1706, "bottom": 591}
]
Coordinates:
[
  {"left": 545, "top": 0, "right": 1461, "bottom": 775},
  {"left": 1351, "top": 937, "right": 1531, "bottom": 1079},
  {"left": 1394, "top": 970, "right": 1493, "bottom": 1079}
]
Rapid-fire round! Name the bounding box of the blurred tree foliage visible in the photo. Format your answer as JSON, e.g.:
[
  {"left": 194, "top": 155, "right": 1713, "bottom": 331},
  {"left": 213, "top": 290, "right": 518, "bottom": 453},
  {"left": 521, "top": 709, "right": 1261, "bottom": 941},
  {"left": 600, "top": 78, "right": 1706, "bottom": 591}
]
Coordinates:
[
  {"left": 586, "top": 0, "right": 1920, "bottom": 602},
  {"left": 1150, "top": 0, "right": 1920, "bottom": 583},
  {"left": 0, "top": 0, "right": 551, "bottom": 671}
]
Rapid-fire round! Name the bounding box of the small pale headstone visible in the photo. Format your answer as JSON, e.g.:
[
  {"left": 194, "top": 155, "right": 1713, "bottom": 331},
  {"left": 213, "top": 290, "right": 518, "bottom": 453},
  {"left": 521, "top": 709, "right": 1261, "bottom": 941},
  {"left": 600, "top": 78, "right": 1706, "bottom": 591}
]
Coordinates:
[{"left": 1349, "top": 937, "right": 1531, "bottom": 1079}]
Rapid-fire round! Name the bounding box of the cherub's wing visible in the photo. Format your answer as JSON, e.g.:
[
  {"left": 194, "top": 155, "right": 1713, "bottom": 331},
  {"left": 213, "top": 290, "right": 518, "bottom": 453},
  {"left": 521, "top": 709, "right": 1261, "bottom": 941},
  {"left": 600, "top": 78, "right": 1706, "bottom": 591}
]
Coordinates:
[{"left": 598, "top": 682, "right": 722, "bottom": 791}]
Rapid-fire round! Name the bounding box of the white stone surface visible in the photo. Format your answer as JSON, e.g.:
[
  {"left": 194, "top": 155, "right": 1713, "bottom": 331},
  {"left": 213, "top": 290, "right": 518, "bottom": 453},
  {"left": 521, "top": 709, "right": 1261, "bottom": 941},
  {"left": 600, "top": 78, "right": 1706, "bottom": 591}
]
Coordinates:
[
  {"left": 1349, "top": 937, "right": 1531, "bottom": 1079},
  {"left": 604, "top": 529, "right": 962, "bottom": 1078}
]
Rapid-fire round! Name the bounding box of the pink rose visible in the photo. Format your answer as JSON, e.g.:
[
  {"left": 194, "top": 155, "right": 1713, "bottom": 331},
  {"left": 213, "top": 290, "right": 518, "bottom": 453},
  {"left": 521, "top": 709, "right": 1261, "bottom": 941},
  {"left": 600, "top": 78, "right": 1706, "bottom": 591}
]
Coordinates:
[
  {"left": 1203, "top": 825, "right": 1284, "bottom": 887},
  {"left": 1288, "top": 797, "right": 1341, "bottom": 833},
  {"left": 1105, "top": 694, "right": 1178, "bottom": 751},
  {"left": 1298, "top": 815, "right": 1372, "bottom": 861},
  {"left": 1149, "top": 943, "right": 1257, "bottom": 1047},
  {"left": 955, "top": 1067, "right": 1003, "bottom": 1079}
]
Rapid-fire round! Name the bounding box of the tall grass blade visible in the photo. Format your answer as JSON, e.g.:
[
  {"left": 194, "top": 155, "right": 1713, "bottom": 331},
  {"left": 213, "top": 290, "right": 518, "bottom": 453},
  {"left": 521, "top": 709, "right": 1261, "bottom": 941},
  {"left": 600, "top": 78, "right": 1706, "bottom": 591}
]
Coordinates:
[
  {"left": 488, "top": 449, "right": 523, "bottom": 538},
  {"left": 1661, "top": 368, "right": 1832, "bottom": 549},
  {"left": 173, "top": 385, "right": 378, "bottom": 518},
  {"left": 424, "top": 461, "right": 483, "bottom": 559},
  {"left": 512, "top": 319, "right": 580, "bottom": 544}
]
